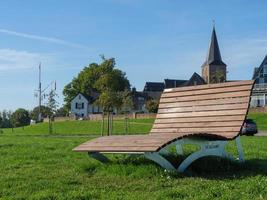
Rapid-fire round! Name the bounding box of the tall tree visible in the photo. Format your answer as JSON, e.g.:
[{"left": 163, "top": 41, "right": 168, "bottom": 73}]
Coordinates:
[
  {"left": 46, "top": 90, "right": 58, "bottom": 134},
  {"left": 145, "top": 99, "right": 159, "bottom": 113},
  {"left": 30, "top": 106, "right": 52, "bottom": 121},
  {"left": 63, "top": 57, "right": 130, "bottom": 111},
  {"left": 11, "top": 108, "right": 30, "bottom": 128}
]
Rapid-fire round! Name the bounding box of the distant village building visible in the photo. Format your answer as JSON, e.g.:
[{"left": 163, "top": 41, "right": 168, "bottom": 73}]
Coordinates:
[
  {"left": 201, "top": 26, "right": 227, "bottom": 84},
  {"left": 70, "top": 93, "right": 101, "bottom": 118},
  {"left": 251, "top": 56, "right": 267, "bottom": 107},
  {"left": 132, "top": 73, "right": 206, "bottom": 112}
]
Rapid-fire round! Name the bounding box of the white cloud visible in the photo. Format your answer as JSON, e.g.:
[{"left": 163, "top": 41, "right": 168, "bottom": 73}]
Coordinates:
[
  {"left": 0, "top": 49, "right": 45, "bottom": 71},
  {"left": 0, "top": 29, "right": 90, "bottom": 51}
]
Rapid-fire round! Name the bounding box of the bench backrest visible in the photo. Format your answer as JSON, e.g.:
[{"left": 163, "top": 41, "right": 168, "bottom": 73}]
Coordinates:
[{"left": 150, "top": 80, "right": 255, "bottom": 139}]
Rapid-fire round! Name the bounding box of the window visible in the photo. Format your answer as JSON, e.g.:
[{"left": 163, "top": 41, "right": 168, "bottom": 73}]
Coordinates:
[
  {"left": 138, "top": 97, "right": 144, "bottom": 101},
  {"left": 264, "top": 65, "right": 267, "bottom": 75},
  {"left": 76, "top": 103, "right": 84, "bottom": 109},
  {"left": 79, "top": 95, "right": 81, "bottom": 99},
  {"left": 259, "top": 78, "right": 265, "bottom": 84}
]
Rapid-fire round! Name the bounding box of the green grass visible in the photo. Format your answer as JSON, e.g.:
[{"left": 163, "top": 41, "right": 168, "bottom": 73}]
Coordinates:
[
  {"left": 0, "top": 135, "right": 267, "bottom": 199},
  {"left": 1, "top": 112, "right": 267, "bottom": 136},
  {"left": 248, "top": 113, "right": 267, "bottom": 131},
  {"left": 1, "top": 114, "right": 267, "bottom": 199},
  {"left": 1, "top": 118, "right": 154, "bottom": 135}
]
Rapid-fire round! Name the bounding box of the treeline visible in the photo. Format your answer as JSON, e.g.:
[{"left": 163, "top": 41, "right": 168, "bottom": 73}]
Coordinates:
[{"left": 0, "top": 106, "right": 68, "bottom": 129}]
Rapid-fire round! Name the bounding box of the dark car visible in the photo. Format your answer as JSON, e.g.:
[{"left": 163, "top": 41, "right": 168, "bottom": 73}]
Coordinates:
[{"left": 241, "top": 119, "right": 258, "bottom": 136}]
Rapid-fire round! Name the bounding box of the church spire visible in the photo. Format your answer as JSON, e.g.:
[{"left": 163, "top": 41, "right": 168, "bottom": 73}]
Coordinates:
[
  {"left": 206, "top": 25, "right": 226, "bottom": 66},
  {"left": 201, "top": 23, "right": 227, "bottom": 84}
]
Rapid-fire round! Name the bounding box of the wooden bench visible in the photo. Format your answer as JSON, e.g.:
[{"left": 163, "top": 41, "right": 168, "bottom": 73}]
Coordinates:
[{"left": 73, "top": 80, "right": 255, "bottom": 172}]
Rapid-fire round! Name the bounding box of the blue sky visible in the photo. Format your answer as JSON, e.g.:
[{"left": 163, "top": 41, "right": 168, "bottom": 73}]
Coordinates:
[{"left": 1, "top": 0, "right": 267, "bottom": 110}]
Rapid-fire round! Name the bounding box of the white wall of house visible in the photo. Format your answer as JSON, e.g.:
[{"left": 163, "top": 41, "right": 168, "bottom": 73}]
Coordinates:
[{"left": 71, "top": 94, "right": 89, "bottom": 118}]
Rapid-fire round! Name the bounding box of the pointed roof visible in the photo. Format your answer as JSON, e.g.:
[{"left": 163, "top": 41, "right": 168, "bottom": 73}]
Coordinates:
[
  {"left": 252, "top": 55, "right": 267, "bottom": 79},
  {"left": 202, "top": 26, "right": 226, "bottom": 67},
  {"left": 185, "top": 72, "right": 206, "bottom": 86}
]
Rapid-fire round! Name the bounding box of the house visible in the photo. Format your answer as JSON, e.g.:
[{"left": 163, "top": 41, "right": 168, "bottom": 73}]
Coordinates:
[
  {"left": 201, "top": 26, "right": 227, "bottom": 83},
  {"left": 251, "top": 55, "right": 267, "bottom": 107},
  {"left": 132, "top": 88, "right": 148, "bottom": 111},
  {"left": 132, "top": 72, "right": 206, "bottom": 112},
  {"left": 70, "top": 93, "right": 101, "bottom": 118}
]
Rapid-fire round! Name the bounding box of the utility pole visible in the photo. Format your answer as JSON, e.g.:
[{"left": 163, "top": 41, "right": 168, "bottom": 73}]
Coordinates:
[{"left": 38, "top": 63, "right": 42, "bottom": 122}]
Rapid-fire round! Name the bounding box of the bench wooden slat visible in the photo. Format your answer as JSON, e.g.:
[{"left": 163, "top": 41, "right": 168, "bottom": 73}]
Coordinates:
[
  {"left": 150, "top": 127, "right": 241, "bottom": 133},
  {"left": 158, "top": 103, "right": 248, "bottom": 114},
  {"left": 154, "top": 115, "right": 245, "bottom": 123},
  {"left": 164, "top": 80, "right": 254, "bottom": 93},
  {"left": 162, "top": 85, "right": 252, "bottom": 98},
  {"left": 159, "top": 97, "right": 250, "bottom": 109},
  {"left": 156, "top": 109, "right": 247, "bottom": 119},
  {"left": 160, "top": 91, "right": 251, "bottom": 103},
  {"left": 74, "top": 146, "right": 159, "bottom": 152},
  {"left": 151, "top": 132, "right": 238, "bottom": 139},
  {"left": 153, "top": 121, "right": 243, "bottom": 128}
]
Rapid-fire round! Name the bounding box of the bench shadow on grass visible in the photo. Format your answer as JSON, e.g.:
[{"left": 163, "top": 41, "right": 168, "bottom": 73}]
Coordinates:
[{"left": 84, "top": 154, "right": 267, "bottom": 180}]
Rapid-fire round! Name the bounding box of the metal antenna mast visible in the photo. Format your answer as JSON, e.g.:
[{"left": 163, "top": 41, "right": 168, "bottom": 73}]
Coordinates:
[{"left": 38, "top": 63, "right": 42, "bottom": 122}]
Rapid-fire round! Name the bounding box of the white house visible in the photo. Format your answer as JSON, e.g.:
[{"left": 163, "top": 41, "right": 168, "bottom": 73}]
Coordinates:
[{"left": 70, "top": 93, "right": 102, "bottom": 118}]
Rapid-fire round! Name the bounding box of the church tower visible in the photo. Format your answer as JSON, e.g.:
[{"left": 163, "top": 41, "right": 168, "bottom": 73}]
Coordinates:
[{"left": 201, "top": 25, "right": 227, "bottom": 84}]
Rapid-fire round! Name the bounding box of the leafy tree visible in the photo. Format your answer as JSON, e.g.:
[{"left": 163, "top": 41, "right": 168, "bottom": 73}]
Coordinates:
[
  {"left": 0, "top": 110, "right": 12, "bottom": 128},
  {"left": 145, "top": 99, "right": 159, "bottom": 113},
  {"left": 63, "top": 57, "right": 130, "bottom": 110},
  {"left": 210, "top": 70, "right": 225, "bottom": 83},
  {"left": 46, "top": 90, "right": 58, "bottom": 134},
  {"left": 30, "top": 106, "right": 52, "bottom": 121},
  {"left": 11, "top": 108, "right": 30, "bottom": 127},
  {"left": 55, "top": 107, "right": 68, "bottom": 117}
]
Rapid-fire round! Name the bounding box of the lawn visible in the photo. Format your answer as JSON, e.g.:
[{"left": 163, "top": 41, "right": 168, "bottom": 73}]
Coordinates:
[
  {"left": 0, "top": 135, "right": 267, "bottom": 199},
  {"left": 1, "top": 112, "right": 267, "bottom": 136},
  {"left": 1, "top": 114, "right": 267, "bottom": 199},
  {"left": 1, "top": 118, "right": 154, "bottom": 136},
  {"left": 248, "top": 113, "right": 267, "bottom": 131}
]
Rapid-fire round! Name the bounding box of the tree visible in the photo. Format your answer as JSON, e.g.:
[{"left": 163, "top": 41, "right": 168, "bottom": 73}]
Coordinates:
[
  {"left": 0, "top": 110, "right": 12, "bottom": 128},
  {"left": 145, "top": 99, "right": 159, "bottom": 113},
  {"left": 11, "top": 108, "right": 30, "bottom": 128},
  {"left": 63, "top": 57, "right": 130, "bottom": 110},
  {"left": 63, "top": 57, "right": 130, "bottom": 136},
  {"left": 46, "top": 90, "right": 58, "bottom": 134},
  {"left": 30, "top": 106, "right": 52, "bottom": 121},
  {"left": 210, "top": 70, "right": 225, "bottom": 83},
  {"left": 55, "top": 107, "right": 68, "bottom": 117}
]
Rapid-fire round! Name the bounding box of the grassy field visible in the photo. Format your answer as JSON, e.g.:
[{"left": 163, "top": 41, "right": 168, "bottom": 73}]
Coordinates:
[
  {"left": 1, "top": 118, "right": 154, "bottom": 135},
  {"left": 1, "top": 113, "right": 267, "bottom": 199},
  {"left": 0, "top": 135, "right": 267, "bottom": 199},
  {"left": 248, "top": 113, "right": 267, "bottom": 131},
  {"left": 1, "top": 112, "right": 266, "bottom": 136}
]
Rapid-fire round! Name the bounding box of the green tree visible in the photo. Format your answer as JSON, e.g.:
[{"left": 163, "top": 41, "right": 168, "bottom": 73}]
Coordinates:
[
  {"left": 30, "top": 106, "right": 52, "bottom": 121},
  {"left": 46, "top": 90, "right": 58, "bottom": 134},
  {"left": 210, "top": 70, "right": 225, "bottom": 83},
  {"left": 145, "top": 99, "right": 159, "bottom": 113},
  {"left": 63, "top": 57, "right": 130, "bottom": 110},
  {"left": 55, "top": 107, "right": 68, "bottom": 117},
  {"left": 11, "top": 108, "right": 30, "bottom": 128}
]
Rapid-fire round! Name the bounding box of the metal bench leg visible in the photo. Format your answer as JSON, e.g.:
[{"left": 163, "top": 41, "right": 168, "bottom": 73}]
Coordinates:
[
  {"left": 88, "top": 152, "right": 110, "bottom": 163},
  {"left": 235, "top": 136, "right": 245, "bottom": 162},
  {"left": 177, "top": 139, "right": 232, "bottom": 172},
  {"left": 144, "top": 152, "right": 175, "bottom": 170},
  {"left": 176, "top": 143, "right": 184, "bottom": 155}
]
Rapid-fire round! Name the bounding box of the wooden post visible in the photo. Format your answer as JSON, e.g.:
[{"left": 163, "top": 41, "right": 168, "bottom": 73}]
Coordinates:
[
  {"left": 107, "top": 111, "right": 110, "bottom": 136},
  {"left": 110, "top": 111, "right": 113, "bottom": 136},
  {"left": 101, "top": 112, "right": 104, "bottom": 136}
]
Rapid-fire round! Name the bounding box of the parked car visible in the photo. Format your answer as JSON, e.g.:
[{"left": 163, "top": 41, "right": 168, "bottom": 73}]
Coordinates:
[{"left": 241, "top": 119, "right": 258, "bottom": 136}]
